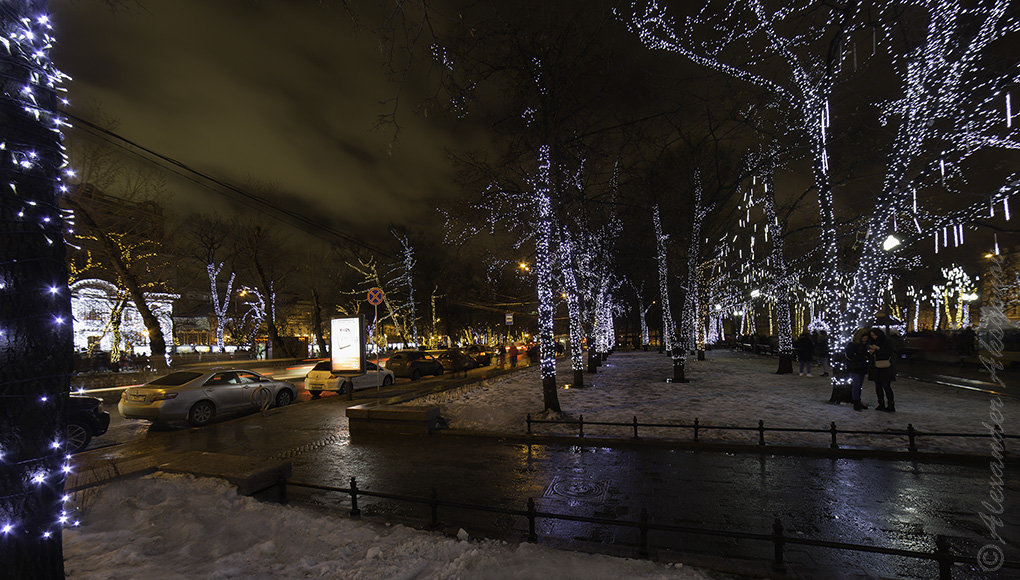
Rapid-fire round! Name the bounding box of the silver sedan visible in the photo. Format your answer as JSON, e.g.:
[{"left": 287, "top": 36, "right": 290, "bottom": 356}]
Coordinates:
[{"left": 118, "top": 369, "right": 297, "bottom": 426}]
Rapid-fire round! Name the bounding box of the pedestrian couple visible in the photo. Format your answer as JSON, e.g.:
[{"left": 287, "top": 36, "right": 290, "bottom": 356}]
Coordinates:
[{"left": 844, "top": 327, "right": 897, "bottom": 412}]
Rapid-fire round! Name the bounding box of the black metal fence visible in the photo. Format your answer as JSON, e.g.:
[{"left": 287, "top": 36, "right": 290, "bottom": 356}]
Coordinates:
[
  {"left": 267, "top": 475, "right": 1019, "bottom": 579},
  {"left": 525, "top": 414, "right": 1015, "bottom": 453}
]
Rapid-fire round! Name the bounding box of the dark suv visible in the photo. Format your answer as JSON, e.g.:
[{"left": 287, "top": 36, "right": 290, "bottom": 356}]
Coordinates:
[
  {"left": 66, "top": 395, "right": 111, "bottom": 454},
  {"left": 384, "top": 350, "right": 444, "bottom": 380}
]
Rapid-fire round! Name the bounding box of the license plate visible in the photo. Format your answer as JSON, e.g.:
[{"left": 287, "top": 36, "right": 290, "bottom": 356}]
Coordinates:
[{"left": 129, "top": 394, "right": 146, "bottom": 402}]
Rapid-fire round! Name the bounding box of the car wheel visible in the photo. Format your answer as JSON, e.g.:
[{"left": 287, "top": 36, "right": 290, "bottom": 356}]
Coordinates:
[
  {"left": 411, "top": 369, "right": 422, "bottom": 381},
  {"left": 309, "top": 390, "right": 321, "bottom": 399},
  {"left": 275, "top": 389, "right": 293, "bottom": 407},
  {"left": 188, "top": 401, "right": 215, "bottom": 427},
  {"left": 382, "top": 375, "right": 393, "bottom": 386},
  {"left": 436, "top": 365, "right": 445, "bottom": 376},
  {"left": 66, "top": 421, "right": 91, "bottom": 454}
]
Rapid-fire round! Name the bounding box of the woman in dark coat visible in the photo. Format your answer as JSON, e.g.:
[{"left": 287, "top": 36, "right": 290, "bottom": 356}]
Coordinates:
[
  {"left": 795, "top": 331, "right": 815, "bottom": 376},
  {"left": 868, "top": 327, "right": 897, "bottom": 412},
  {"left": 844, "top": 329, "right": 871, "bottom": 411}
]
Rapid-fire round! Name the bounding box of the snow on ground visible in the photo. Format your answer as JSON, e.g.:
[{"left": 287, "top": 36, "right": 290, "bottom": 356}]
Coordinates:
[
  {"left": 63, "top": 472, "right": 711, "bottom": 579},
  {"left": 416, "top": 349, "right": 1012, "bottom": 454}
]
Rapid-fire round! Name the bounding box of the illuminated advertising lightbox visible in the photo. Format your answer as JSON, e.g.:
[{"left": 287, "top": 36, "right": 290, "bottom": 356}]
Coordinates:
[{"left": 330, "top": 316, "right": 365, "bottom": 374}]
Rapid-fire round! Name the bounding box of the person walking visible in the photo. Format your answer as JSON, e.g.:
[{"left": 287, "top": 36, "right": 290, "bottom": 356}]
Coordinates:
[
  {"left": 508, "top": 343, "right": 518, "bottom": 368},
  {"left": 868, "top": 327, "right": 897, "bottom": 412},
  {"left": 815, "top": 330, "right": 830, "bottom": 377},
  {"left": 795, "top": 331, "right": 815, "bottom": 376},
  {"left": 844, "top": 329, "right": 871, "bottom": 411},
  {"left": 496, "top": 344, "right": 506, "bottom": 369}
]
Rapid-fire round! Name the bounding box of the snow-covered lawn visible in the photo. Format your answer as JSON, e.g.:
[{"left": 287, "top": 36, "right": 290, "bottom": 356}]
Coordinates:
[
  {"left": 64, "top": 472, "right": 710, "bottom": 579},
  {"left": 417, "top": 349, "right": 1012, "bottom": 454}
]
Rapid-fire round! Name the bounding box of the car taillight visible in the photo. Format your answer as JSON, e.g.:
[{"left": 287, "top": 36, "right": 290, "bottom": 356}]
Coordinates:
[{"left": 152, "top": 392, "right": 178, "bottom": 401}]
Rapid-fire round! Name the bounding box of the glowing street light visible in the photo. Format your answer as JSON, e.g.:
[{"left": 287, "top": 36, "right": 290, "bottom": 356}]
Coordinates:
[{"left": 883, "top": 234, "right": 901, "bottom": 251}]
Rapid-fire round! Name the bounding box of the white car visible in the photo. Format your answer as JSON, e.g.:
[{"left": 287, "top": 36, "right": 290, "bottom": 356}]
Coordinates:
[{"left": 304, "top": 361, "right": 394, "bottom": 397}]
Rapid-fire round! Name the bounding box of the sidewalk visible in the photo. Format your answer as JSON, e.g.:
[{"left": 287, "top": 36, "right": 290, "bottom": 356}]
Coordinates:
[{"left": 415, "top": 349, "right": 1015, "bottom": 456}]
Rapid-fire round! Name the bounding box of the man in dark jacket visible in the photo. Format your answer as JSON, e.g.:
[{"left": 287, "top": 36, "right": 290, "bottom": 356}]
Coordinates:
[{"left": 845, "top": 329, "right": 871, "bottom": 411}]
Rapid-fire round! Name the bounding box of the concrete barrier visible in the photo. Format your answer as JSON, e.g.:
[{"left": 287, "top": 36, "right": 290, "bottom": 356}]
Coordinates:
[{"left": 346, "top": 403, "right": 443, "bottom": 437}]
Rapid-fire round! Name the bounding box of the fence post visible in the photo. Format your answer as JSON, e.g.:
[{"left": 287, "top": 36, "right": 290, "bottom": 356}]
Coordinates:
[
  {"left": 693, "top": 418, "right": 699, "bottom": 442},
  {"left": 935, "top": 534, "right": 952, "bottom": 580},
  {"left": 758, "top": 420, "right": 766, "bottom": 446},
  {"left": 830, "top": 422, "right": 838, "bottom": 450},
  {"left": 579, "top": 414, "right": 584, "bottom": 438},
  {"left": 527, "top": 413, "right": 532, "bottom": 434},
  {"left": 639, "top": 507, "right": 649, "bottom": 558},
  {"left": 431, "top": 487, "right": 439, "bottom": 529},
  {"left": 527, "top": 498, "right": 537, "bottom": 543},
  {"left": 907, "top": 423, "right": 917, "bottom": 453},
  {"left": 772, "top": 517, "right": 786, "bottom": 572},
  {"left": 349, "top": 476, "right": 361, "bottom": 517},
  {"left": 633, "top": 416, "right": 639, "bottom": 439}
]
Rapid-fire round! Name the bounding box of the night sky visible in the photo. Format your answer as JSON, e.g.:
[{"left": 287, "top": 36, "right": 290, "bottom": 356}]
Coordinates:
[{"left": 53, "top": 0, "right": 491, "bottom": 247}]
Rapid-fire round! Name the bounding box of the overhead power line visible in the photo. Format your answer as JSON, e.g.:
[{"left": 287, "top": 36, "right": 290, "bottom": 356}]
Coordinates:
[{"left": 65, "top": 113, "right": 394, "bottom": 258}]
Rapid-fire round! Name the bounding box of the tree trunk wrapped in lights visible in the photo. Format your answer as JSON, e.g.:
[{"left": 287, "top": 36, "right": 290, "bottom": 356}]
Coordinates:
[
  {"left": 653, "top": 205, "right": 685, "bottom": 382},
  {"left": 207, "top": 263, "right": 235, "bottom": 353},
  {"left": 759, "top": 168, "right": 794, "bottom": 374},
  {"left": 1, "top": 1, "right": 73, "bottom": 575},
  {"left": 559, "top": 231, "right": 586, "bottom": 386},
  {"left": 534, "top": 145, "right": 560, "bottom": 411}
]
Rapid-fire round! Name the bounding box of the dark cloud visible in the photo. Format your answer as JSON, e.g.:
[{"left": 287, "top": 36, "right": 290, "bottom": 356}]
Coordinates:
[{"left": 52, "top": 0, "right": 473, "bottom": 250}]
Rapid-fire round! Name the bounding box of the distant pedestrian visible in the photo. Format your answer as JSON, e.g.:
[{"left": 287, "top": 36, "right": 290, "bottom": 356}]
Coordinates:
[
  {"left": 868, "top": 327, "right": 896, "bottom": 412},
  {"left": 497, "top": 344, "right": 506, "bottom": 369},
  {"left": 815, "top": 330, "right": 830, "bottom": 377},
  {"left": 844, "top": 329, "right": 870, "bottom": 411},
  {"left": 795, "top": 331, "right": 815, "bottom": 376},
  {"left": 508, "top": 343, "right": 518, "bottom": 368}
]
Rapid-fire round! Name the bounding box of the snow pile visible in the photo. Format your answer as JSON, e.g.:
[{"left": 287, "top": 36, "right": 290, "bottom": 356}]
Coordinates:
[
  {"left": 416, "top": 350, "right": 1011, "bottom": 454},
  {"left": 64, "top": 472, "right": 708, "bottom": 579}
]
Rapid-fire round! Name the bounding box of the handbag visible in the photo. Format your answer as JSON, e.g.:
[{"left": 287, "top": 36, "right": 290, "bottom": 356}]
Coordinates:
[{"left": 874, "top": 359, "right": 891, "bottom": 369}]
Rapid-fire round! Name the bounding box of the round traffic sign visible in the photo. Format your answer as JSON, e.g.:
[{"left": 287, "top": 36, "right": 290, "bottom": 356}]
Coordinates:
[{"left": 367, "top": 287, "right": 384, "bottom": 305}]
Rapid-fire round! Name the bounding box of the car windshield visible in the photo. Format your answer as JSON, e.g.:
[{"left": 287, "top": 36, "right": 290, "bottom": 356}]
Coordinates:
[
  {"left": 312, "top": 361, "right": 331, "bottom": 372},
  {"left": 146, "top": 372, "right": 202, "bottom": 386}
]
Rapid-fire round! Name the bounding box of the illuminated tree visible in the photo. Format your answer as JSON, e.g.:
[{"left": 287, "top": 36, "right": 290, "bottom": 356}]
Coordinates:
[
  {"left": 1, "top": 1, "right": 74, "bottom": 575},
  {"left": 653, "top": 205, "right": 685, "bottom": 382}
]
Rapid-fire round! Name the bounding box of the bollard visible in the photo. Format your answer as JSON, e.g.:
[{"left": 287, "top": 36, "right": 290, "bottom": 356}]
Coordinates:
[
  {"left": 349, "top": 476, "right": 361, "bottom": 517},
  {"left": 527, "top": 413, "right": 532, "bottom": 434},
  {"left": 772, "top": 518, "right": 786, "bottom": 572},
  {"left": 633, "top": 416, "right": 639, "bottom": 439},
  {"left": 907, "top": 423, "right": 917, "bottom": 453},
  {"left": 527, "top": 498, "right": 537, "bottom": 542},
  {"left": 639, "top": 507, "right": 649, "bottom": 558},
  {"left": 430, "top": 488, "right": 439, "bottom": 529},
  {"left": 758, "top": 420, "right": 766, "bottom": 446},
  {"left": 578, "top": 414, "right": 584, "bottom": 438},
  {"left": 830, "top": 422, "right": 839, "bottom": 450},
  {"left": 693, "top": 418, "right": 699, "bottom": 442},
  {"left": 935, "top": 535, "right": 952, "bottom": 580}
]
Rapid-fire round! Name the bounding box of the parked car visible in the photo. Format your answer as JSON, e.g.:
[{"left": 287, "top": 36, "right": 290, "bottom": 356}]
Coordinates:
[
  {"left": 304, "top": 360, "right": 394, "bottom": 397},
  {"left": 382, "top": 350, "right": 444, "bottom": 380},
  {"left": 118, "top": 369, "right": 297, "bottom": 427},
  {"left": 437, "top": 348, "right": 478, "bottom": 372},
  {"left": 463, "top": 344, "right": 492, "bottom": 367},
  {"left": 66, "top": 395, "right": 111, "bottom": 454}
]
